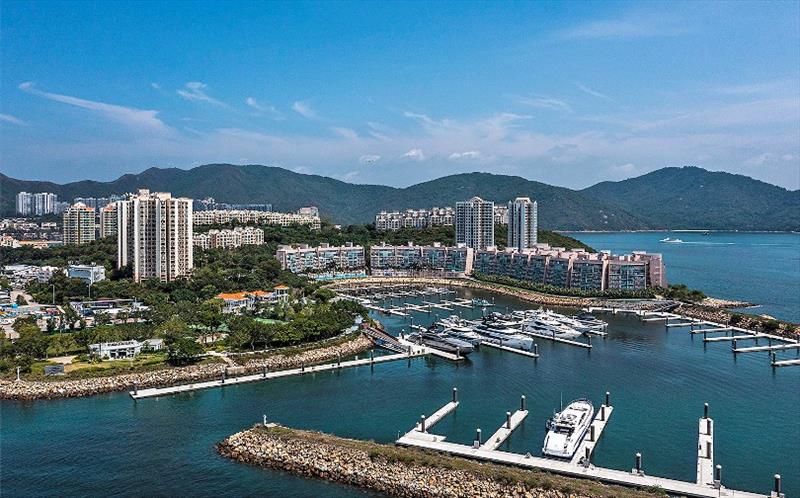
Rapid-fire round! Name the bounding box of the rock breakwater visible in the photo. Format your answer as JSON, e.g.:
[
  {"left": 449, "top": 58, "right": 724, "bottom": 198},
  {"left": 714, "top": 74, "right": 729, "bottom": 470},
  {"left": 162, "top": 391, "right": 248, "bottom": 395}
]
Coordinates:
[{"left": 218, "top": 425, "right": 662, "bottom": 498}]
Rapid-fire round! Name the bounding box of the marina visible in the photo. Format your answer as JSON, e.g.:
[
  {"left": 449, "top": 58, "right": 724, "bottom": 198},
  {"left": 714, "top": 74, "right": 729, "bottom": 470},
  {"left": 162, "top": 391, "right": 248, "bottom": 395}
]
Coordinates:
[
  {"left": 396, "top": 392, "right": 766, "bottom": 498},
  {"left": 4, "top": 283, "right": 797, "bottom": 497}
]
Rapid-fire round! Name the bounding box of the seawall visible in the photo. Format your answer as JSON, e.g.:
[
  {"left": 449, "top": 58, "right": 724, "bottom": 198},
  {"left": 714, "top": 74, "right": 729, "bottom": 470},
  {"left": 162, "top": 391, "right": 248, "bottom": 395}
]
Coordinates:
[{"left": 0, "top": 334, "right": 372, "bottom": 401}]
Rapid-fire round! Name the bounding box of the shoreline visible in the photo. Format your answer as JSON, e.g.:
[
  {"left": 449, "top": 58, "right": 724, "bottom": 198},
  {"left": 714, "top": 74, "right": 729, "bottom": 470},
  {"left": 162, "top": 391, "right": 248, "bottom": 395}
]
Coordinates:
[
  {"left": 218, "top": 424, "right": 663, "bottom": 498},
  {"left": 0, "top": 333, "right": 373, "bottom": 401},
  {"left": 326, "top": 277, "right": 799, "bottom": 340}
]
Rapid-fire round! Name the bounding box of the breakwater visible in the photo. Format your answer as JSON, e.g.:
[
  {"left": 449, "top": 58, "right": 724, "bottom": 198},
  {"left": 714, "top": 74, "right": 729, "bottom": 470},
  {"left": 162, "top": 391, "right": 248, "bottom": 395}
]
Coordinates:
[
  {"left": 218, "top": 425, "right": 662, "bottom": 498},
  {"left": 0, "top": 334, "right": 372, "bottom": 401}
]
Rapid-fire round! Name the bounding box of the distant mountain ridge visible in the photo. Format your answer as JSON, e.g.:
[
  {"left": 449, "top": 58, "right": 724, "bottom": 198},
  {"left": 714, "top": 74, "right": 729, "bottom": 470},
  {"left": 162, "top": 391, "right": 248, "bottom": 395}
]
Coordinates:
[{"left": 2, "top": 164, "right": 797, "bottom": 230}]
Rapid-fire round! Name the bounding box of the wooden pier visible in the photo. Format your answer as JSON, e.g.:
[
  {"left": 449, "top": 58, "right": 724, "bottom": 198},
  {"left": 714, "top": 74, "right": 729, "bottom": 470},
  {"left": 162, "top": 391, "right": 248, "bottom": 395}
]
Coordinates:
[{"left": 130, "top": 350, "right": 425, "bottom": 400}]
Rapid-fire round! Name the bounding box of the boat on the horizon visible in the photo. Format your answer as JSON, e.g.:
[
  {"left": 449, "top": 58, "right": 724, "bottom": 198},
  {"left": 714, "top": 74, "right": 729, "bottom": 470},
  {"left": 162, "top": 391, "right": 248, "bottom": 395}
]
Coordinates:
[
  {"left": 659, "top": 237, "right": 683, "bottom": 243},
  {"left": 542, "top": 399, "right": 594, "bottom": 459}
]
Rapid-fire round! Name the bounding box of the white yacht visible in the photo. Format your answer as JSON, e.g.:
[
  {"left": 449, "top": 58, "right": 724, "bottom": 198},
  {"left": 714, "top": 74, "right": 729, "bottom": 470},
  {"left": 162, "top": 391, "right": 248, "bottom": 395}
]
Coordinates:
[
  {"left": 539, "top": 310, "right": 596, "bottom": 334},
  {"left": 472, "top": 322, "right": 534, "bottom": 350},
  {"left": 542, "top": 399, "right": 594, "bottom": 458},
  {"left": 522, "top": 313, "right": 582, "bottom": 339}
]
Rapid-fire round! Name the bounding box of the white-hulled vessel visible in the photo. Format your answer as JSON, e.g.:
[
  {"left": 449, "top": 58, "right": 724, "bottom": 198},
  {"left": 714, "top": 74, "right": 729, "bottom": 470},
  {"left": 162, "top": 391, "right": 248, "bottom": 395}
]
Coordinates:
[
  {"left": 542, "top": 399, "right": 594, "bottom": 458},
  {"left": 472, "top": 322, "right": 534, "bottom": 350},
  {"left": 436, "top": 317, "right": 484, "bottom": 346},
  {"left": 522, "top": 313, "right": 582, "bottom": 339}
]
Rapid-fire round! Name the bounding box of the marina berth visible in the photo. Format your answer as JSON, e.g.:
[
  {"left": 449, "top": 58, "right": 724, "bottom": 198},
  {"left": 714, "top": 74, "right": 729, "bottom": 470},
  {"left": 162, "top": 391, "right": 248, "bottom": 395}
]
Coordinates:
[{"left": 543, "top": 399, "right": 595, "bottom": 459}]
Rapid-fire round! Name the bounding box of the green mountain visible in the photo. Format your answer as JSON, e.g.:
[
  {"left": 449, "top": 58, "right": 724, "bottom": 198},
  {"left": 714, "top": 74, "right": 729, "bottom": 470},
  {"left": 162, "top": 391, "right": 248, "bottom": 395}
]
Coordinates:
[
  {"left": 581, "top": 166, "right": 799, "bottom": 231},
  {"left": 2, "top": 164, "right": 797, "bottom": 230}
]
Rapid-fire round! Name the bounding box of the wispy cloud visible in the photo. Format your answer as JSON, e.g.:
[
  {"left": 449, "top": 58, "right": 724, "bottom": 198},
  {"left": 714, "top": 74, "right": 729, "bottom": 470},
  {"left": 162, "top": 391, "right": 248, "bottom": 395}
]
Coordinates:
[
  {"left": 19, "top": 82, "right": 168, "bottom": 132},
  {"left": 556, "top": 16, "right": 686, "bottom": 40},
  {"left": 292, "top": 100, "right": 317, "bottom": 119},
  {"left": 0, "top": 113, "right": 24, "bottom": 125},
  {"left": 574, "top": 82, "right": 615, "bottom": 102},
  {"left": 402, "top": 148, "right": 426, "bottom": 161},
  {"left": 449, "top": 150, "right": 482, "bottom": 160},
  {"left": 245, "top": 97, "right": 284, "bottom": 119},
  {"left": 516, "top": 96, "right": 572, "bottom": 112},
  {"left": 177, "top": 82, "right": 226, "bottom": 106}
]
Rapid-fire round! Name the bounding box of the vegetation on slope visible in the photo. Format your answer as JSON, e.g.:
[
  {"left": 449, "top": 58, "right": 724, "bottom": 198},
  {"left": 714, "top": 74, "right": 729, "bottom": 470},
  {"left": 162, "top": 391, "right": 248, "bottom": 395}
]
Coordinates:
[{"left": 12, "top": 164, "right": 795, "bottom": 230}]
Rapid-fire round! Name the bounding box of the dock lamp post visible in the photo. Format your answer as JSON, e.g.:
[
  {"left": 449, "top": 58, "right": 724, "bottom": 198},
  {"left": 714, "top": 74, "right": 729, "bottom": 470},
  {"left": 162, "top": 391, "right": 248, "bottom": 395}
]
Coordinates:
[{"left": 633, "top": 452, "right": 643, "bottom": 475}]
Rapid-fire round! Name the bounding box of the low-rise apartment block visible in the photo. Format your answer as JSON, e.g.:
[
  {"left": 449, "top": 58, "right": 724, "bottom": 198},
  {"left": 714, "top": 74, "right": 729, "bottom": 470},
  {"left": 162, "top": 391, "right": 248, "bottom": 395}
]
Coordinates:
[
  {"left": 193, "top": 209, "right": 320, "bottom": 229},
  {"left": 375, "top": 207, "right": 454, "bottom": 231},
  {"left": 193, "top": 226, "right": 264, "bottom": 250},
  {"left": 276, "top": 243, "right": 366, "bottom": 280},
  {"left": 369, "top": 242, "right": 474, "bottom": 277},
  {"left": 474, "top": 245, "right": 666, "bottom": 292}
]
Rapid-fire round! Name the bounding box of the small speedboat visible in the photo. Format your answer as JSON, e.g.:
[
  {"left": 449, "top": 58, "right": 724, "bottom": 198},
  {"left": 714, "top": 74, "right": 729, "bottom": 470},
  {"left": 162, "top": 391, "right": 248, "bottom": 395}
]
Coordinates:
[
  {"left": 542, "top": 399, "right": 594, "bottom": 459},
  {"left": 659, "top": 237, "right": 683, "bottom": 243}
]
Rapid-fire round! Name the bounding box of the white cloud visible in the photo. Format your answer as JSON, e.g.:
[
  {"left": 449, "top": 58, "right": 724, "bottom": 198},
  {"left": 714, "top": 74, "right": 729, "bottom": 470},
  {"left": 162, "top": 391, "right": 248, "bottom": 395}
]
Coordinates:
[
  {"left": 449, "top": 150, "right": 482, "bottom": 160},
  {"left": 177, "top": 82, "right": 226, "bottom": 106},
  {"left": 150, "top": 83, "right": 161, "bottom": 90},
  {"left": 0, "top": 113, "right": 24, "bottom": 125},
  {"left": 292, "top": 100, "right": 317, "bottom": 119},
  {"left": 574, "top": 82, "right": 615, "bottom": 102},
  {"left": 245, "top": 97, "right": 283, "bottom": 119},
  {"left": 331, "top": 127, "right": 358, "bottom": 139},
  {"left": 19, "top": 81, "right": 168, "bottom": 132},
  {"left": 402, "top": 148, "right": 426, "bottom": 161},
  {"left": 358, "top": 154, "right": 381, "bottom": 165},
  {"left": 516, "top": 96, "right": 572, "bottom": 112},
  {"left": 555, "top": 16, "right": 687, "bottom": 40}
]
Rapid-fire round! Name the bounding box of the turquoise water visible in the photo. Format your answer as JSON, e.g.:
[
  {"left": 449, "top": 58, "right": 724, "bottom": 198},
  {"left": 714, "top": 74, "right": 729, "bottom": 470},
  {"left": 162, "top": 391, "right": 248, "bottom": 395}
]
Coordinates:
[
  {"left": 569, "top": 232, "right": 800, "bottom": 323},
  {"left": 2, "top": 288, "right": 798, "bottom": 497}
]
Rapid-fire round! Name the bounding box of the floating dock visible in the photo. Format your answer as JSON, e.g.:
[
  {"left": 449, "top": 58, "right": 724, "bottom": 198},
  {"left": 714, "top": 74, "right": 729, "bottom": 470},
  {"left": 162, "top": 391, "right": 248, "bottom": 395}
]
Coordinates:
[
  {"left": 697, "top": 409, "right": 715, "bottom": 486},
  {"left": 733, "top": 343, "right": 800, "bottom": 354},
  {"left": 481, "top": 408, "right": 528, "bottom": 451},
  {"left": 772, "top": 358, "right": 800, "bottom": 367},
  {"left": 130, "top": 350, "right": 424, "bottom": 400},
  {"left": 396, "top": 394, "right": 766, "bottom": 498},
  {"left": 571, "top": 398, "right": 614, "bottom": 466},
  {"left": 703, "top": 334, "right": 767, "bottom": 343},
  {"left": 481, "top": 341, "right": 540, "bottom": 358}
]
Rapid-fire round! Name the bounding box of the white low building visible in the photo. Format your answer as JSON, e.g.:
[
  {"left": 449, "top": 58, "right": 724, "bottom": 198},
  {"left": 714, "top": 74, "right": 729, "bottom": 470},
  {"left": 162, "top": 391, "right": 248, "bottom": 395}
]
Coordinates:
[
  {"left": 89, "top": 339, "right": 164, "bottom": 359},
  {"left": 67, "top": 263, "right": 106, "bottom": 284}
]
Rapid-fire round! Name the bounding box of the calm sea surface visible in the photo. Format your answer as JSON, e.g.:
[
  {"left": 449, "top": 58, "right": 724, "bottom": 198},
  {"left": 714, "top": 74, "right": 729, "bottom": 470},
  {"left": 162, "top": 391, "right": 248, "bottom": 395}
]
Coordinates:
[
  {"left": 569, "top": 232, "right": 800, "bottom": 323},
  {"left": 3, "top": 287, "right": 798, "bottom": 497}
]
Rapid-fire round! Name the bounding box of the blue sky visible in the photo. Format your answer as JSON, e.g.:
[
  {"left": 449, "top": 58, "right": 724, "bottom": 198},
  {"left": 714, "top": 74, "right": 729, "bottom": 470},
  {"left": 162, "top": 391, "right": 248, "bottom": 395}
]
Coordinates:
[{"left": 1, "top": 0, "right": 799, "bottom": 189}]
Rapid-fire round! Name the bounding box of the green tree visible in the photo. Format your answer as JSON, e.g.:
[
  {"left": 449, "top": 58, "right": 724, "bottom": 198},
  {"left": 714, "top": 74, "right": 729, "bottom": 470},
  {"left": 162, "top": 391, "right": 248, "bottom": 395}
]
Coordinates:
[
  {"left": 156, "top": 317, "right": 192, "bottom": 345},
  {"left": 14, "top": 324, "right": 49, "bottom": 359},
  {"left": 166, "top": 337, "right": 204, "bottom": 366},
  {"left": 15, "top": 294, "right": 27, "bottom": 306}
]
